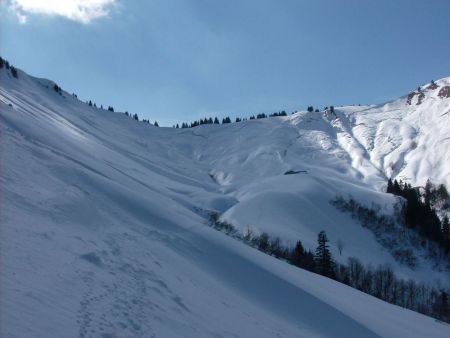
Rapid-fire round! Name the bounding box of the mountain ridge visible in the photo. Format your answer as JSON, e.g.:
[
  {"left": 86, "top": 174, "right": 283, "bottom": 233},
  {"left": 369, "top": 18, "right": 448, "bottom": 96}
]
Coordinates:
[{"left": 1, "top": 61, "right": 449, "bottom": 337}]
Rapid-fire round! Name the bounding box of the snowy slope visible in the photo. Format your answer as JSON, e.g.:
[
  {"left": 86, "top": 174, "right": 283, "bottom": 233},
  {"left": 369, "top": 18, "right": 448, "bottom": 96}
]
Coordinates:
[
  {"left": 340, "top": 79, "right": 450, "bottom": 188},
  {"left": 1, "top": 65, "right": 449, "bottom": 338}
]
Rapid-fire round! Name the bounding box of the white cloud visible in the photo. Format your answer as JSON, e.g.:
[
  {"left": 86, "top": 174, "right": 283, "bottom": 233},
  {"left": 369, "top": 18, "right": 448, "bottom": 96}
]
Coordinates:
[
  {"left": 15, "top": 11, "right": 27, "bottom": 24},
  {"left": 9, "top": 0, "right": 116, "bottom": 24}
]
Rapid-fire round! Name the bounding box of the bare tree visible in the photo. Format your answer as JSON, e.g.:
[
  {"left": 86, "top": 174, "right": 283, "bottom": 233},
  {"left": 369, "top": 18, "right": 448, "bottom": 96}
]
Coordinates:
[
  {"left": 337, "top": 239, "right": 344, "bottom": 256},
  {"left": 243, "top": 226, "right": 253, "bottom": 242}
]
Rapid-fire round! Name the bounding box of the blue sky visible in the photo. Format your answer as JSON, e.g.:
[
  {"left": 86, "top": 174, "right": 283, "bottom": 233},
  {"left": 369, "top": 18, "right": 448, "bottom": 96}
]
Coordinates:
[{"left": 1, "top": 0, "right": 449, "bottom": 126}]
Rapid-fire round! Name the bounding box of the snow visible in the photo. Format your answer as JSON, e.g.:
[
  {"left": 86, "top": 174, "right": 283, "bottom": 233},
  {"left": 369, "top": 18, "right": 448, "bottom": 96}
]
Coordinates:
[{"left": 1, "top": 66, "right": 449, "bottom": 337}]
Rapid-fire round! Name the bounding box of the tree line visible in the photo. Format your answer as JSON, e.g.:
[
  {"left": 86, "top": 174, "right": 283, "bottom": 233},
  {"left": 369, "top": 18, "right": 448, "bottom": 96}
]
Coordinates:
[
  {"left": 1, "top": 55, "right": 344, "bottom": 128},
  {"left": 0, "top": 56, "right": 18, "bottom": 78},
  {"left": 387, "top": 179, "right": 449, "bottom": 252},
  {"left": 171, "top": 111, "right": 290, "bottom": 129},
  {"left": 208, "top": 212, "right": 449, "bottom": 323}
]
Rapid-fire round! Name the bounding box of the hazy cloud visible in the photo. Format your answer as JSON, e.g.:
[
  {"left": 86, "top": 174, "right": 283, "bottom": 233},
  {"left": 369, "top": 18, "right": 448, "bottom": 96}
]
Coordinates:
[{"left": 9, "top": 0, "right": 116, "bottom": 24}]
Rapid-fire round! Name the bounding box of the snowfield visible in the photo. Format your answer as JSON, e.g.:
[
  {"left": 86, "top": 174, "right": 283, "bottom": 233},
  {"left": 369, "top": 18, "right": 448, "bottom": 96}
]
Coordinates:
[{"left": 1, "top": 66, "right": 450, "bottom": 337}]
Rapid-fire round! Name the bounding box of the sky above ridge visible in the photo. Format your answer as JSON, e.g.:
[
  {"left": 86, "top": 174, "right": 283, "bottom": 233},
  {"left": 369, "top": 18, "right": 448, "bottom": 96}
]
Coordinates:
[{"left": 1, "top": 0, "right": 450, "bottom": 126}]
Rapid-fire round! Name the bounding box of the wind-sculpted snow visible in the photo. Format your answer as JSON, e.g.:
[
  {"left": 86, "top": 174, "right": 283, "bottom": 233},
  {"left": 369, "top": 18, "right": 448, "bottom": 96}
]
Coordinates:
[
  {"left": 343, "top": 79, "right": 450, "bottom": 188},
  {"left": 1, "top": 66, "right": 449, "bottom": 337}
]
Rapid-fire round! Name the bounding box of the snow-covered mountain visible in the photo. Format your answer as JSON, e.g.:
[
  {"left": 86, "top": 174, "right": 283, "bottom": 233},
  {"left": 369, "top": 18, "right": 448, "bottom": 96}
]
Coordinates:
[{"left": 1, "top": 64, "right": 449, "bottom": 337}]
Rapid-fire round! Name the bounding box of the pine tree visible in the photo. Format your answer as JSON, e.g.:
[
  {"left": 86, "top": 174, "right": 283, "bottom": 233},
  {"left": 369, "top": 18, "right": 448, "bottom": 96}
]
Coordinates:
[
  {"left": 443, "top": 216, "right": 450, "bottom": 237},
  {"left": 387, "top": 178, "right": 393, "bottom": 194},
  {"left": 424, "top": 179, "right": 433, "bottom": 206},
  {"left": 10, "top": 66, "right": 18, "bottom": 78},
  {"left": 436, "top": 184, "right": 449, "bottom": 206},
  {"left": 393, "top": 179, "right": 401, "bottom": 195},
  {"left": 0, "top": 57, "right": 4, "bottom": 69},
  {"left": 315, "top": 230, "right": 334, "bottom": 277},
  {"left": 290, "top": 241, "right": 305, "bottom": 267},
  {"left": 154, "top": 121, "right": 159, "bottom": 127},
  {"left": 442, "top": 216, "right": 450, "bottom": 252}
]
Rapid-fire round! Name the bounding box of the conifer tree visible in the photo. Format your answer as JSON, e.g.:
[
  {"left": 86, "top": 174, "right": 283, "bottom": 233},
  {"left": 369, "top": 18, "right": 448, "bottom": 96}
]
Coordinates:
[
  {"left": 315, "top": 230, "right": 334, "bottom": 277},
  {"left": 442, "top": 216, "right": 450, "bottom": 252},
  {"left": 11, "top": 66, "right": 18, "bottom": 78},
  {"left": 290, "top": 241, "right": 305, "bottom": 267},
  {"left": 437, "top": 184, "right": 449, "bottom": 206},
  {"left": 393, "top": 179, "right": 401, "bottom": 195},
  {"left": 387, "top": 178, "right": 393, "bottom": 194},
  {"left": 424, "top": 179, "right": 434, "bottom": 206}
]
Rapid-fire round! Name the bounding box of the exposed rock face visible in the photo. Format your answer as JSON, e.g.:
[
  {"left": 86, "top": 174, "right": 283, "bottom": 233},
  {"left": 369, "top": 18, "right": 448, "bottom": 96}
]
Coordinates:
[
  {"left": 438, "top": 85, "right": 450, "bottom": 98},
  {"left": 406, "top": 91, "right": 417, "bottom": 105}
]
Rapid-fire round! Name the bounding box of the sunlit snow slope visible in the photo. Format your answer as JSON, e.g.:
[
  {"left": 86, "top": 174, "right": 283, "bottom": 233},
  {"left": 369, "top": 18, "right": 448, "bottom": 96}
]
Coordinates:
[{"left": 1, "top": 66, "right": 449, "bottom": 338}]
